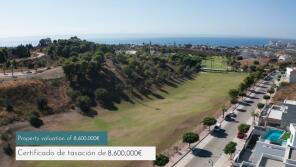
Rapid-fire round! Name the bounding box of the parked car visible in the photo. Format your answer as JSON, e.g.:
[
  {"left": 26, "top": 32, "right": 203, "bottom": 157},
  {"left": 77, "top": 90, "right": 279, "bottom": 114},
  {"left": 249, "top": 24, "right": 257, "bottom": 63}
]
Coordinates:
[
  {"left": 213, "top": 123, "right": 221, "bottom": 132},
  {"left": 228, "top": 112, "right": 237, "bottom": 118},
  {"left": 224, "top": 114, "right": 233, "bottom": 121}
]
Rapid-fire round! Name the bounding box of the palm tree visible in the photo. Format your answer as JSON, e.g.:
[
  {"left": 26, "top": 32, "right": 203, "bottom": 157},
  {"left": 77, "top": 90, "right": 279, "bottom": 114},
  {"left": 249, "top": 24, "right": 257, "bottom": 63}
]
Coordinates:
[{"left": 251, "top": 111, "right": 259, "bottom": 125}]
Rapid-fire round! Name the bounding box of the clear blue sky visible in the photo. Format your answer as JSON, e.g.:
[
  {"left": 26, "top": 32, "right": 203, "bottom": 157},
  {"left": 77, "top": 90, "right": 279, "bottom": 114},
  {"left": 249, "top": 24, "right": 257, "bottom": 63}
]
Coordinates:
[{"left": 1, "top": 0, "right": 296, "bottom": 39}]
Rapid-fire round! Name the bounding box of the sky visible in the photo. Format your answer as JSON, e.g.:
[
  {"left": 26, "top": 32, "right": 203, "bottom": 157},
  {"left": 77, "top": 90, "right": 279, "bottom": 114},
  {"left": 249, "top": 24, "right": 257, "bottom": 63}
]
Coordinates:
[{"left": 0, "top": 0, "right": 296, "bottom": 39}]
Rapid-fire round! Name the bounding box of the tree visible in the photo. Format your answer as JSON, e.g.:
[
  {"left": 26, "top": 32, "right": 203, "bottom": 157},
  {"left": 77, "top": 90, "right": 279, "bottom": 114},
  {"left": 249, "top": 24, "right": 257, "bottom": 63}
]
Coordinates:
[
  {"left": 3, "top": 143, "right": 13, "bottom": 156},
  {"left": 228, "top": 89, "right": 239, "bottom": 99},
  {"left": 183, "top": 132, "right": 199, "bottom": 148},
  {"left": 263, "top": 95, "right": 271, "bottom": 104},
  {"left": 76, "top": 95, "right": 92, "bottom": 112},
  {"left": 221, "top": 105, "right": 227, "bottom": 118},
  {"left": 238, "top": 83, "right": 247, "bottom": 92},
  {"left": 230, "top": 98, "right": 238, "bottom": 105},
  {"left": 267, "top": 88, "right": 275, "bottom": 95},
  {"left": 257, "top": 103, "right": 265, "bottom": 110},
  {"left": 37, "top": 96, "right": 48, "bottom": 113},
  {"left": 202, "top": 117, "right": 217, "bottom": 130},
  {"left": 253, "top": 60, "right": 259, "bottom": 65},
  {"left": 251, "top": 111, "right": 259, "bottom": 125},
  {"left": 95, "top": 88, "right": 108, "bottom": 102},
  {"left": 238, "top": 123, "right": 250, "bottom": 134},
  {"left": 239, "top": 92, "right": 247, "bottom": 98},
  {"left": 29, "top": 115, "right": 44, "bottom": 128},
  {"left": 4, "top": 98, "right": 13, "bottom": 112},
  {"left": 38, "top": 38, "right": 52, "bottom": 47},
  {"left": 223, "top": 141, "right": 237, "bottom": 159},
  {"left": 249, "top": 65, "right": 257, "bottom": 72},
  {"left": 154, "top": 154, "right": 169, "bottom": 166}
]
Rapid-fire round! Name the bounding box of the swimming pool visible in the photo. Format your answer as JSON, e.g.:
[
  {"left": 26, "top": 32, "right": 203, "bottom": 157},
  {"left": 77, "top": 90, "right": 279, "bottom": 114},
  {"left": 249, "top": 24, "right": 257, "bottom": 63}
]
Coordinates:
[{"left": 263, "top": 129, "right": 286, "bottom": 145}]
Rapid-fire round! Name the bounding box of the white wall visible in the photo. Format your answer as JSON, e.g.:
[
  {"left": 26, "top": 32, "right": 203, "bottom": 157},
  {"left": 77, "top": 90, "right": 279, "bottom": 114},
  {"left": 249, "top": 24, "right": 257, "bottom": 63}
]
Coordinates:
[{"left": 252, "top": 141, "right": 286, "bottom": 163}]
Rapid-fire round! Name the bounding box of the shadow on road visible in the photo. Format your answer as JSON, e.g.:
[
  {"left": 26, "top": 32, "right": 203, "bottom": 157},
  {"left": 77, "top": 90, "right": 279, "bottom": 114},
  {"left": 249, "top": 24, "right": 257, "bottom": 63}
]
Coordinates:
[
  {"left": 210, "top": 130, "right": 228, "bottom": 138},
  {"left": 244, "top": 100, "right": 254, "bottom": 104},
  {"left": 239, "top": 102, "right": 251, "bottom": 106},
  {"left": 246, "top": 95, "right": 259, "bottom": 100},
  {"left": 192, "top": 148, "right": 213, "bottom": 157},
  {"left": 237, "top": 109, "right": 247, "bottom": 112}
]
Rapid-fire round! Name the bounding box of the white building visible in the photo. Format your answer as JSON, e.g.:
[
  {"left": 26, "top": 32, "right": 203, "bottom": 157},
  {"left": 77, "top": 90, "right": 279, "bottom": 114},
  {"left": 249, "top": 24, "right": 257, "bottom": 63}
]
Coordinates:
[
  {"left": 278, "top": 54, "right": 292, "bottom": 62},
  {"left": 235, "top": 124, "right": 296, "bottom": 167},
  {"left": 259, "top": 100, "right": 296, "bottom": 129},
  {"left": 286, "top": 68, "right": 296, "bottom": 83}
]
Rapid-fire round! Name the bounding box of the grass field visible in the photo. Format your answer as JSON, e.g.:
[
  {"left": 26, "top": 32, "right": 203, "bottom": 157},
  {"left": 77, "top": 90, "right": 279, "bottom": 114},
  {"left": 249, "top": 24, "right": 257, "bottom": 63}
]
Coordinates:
[
  {"left": 201, "top": 56, "right": 229, "bottom": 70},
  {"left": 24, "top": 72, "right": 247, "bottom": 167}
]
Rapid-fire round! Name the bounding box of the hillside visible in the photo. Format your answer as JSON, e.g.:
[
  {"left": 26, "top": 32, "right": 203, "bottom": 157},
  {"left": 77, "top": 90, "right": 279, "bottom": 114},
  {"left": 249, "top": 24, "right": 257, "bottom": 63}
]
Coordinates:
[{"left": 0, "top": 78, "right": 70, "bottom": 126}]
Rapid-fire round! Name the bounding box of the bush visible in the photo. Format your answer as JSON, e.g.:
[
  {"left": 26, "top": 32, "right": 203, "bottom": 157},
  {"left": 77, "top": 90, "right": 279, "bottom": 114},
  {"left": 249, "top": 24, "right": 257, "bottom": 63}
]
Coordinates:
[
  {"left": 228, "top": 89, "right": 239, "bottom": 99},
  {"left": 29, "top": 115, "right": 43, "bottom": 128},
  {"left": 257, "top": 103, "right": 265, "bottom": 109},
  {"left": 268, "top": 88, "right": 275, "bottom": 94},
  {"left": 230, "top": 98, "right": 238, "bottom": 104},
  {"left": 76, "top": 95, "right": 92, "bottom": 112},
  {"left": 238, "top": 123, "right": 250, "bottom": 134},
  {"left": 1, "top": 133, "right": 9, "bottom": 141},
  {"left": 37, "top": 96, "right": 48, "bottom": 113},
  {"left": 67, "top": 89, "right": 81, "bottom": 100},
  {"left": 3, "top": 143, "right": 13, "bottom": 156},
  {"left": 4, "top": 98, "right": 13, "bottom": 112},
  {"left": 223, "top": 141, "right": 237, "bottom": 156},
  {"left": 95, "top": 88, "right": 108, "bottom": 101},
  {"left": 263, "top": 95, "right": 270, "bottom": 101},
  {"left": 154, "top": 154, "right": 169, "bottom": 166}
]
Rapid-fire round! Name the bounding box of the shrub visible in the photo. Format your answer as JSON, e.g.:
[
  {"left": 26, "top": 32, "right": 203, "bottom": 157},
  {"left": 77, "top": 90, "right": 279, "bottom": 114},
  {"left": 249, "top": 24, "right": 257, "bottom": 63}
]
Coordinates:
[
  {"left": 95, "top": 88, "right": 108, "bottom": 101},
  {"left": 154, "top": 154, "right": 169, "bottom": 166},
  {"left": 37, "top": 96, "right": 48, "bottom": 113},
  {"left": 257, "top": 103, "right": 265, "bottom": 109},
  {"left": 263, "top": 95, "right": 271, "bottom": 101},
  {"left": 29, "top": 115, "right": 43, "bottom": 128},
  {"left": 76, "top": 95, "right": 92, "bottom": 112},
  {"left": 238, "top": 123, "right": 250, "bottom": 134},
  {"left": 3, "top": 143, "right": 13, "bottom": 156},
  {"left": 231, "top": 98, "right": 238, "bottom": 104},
  {"left": 268, "top": 88, "right": 275, "bottom": 94},
  {"left": 229, "top": 89, "right": 239, "bottom": 99},
  {"left": 4, "top": 98, "right": 13, "bottom": 112},
  {"left": 67, "top": 89, "right": 81, "bottom": 100},
  {"left": 223, "top": 141, "right": 237, "bottom": 157}
]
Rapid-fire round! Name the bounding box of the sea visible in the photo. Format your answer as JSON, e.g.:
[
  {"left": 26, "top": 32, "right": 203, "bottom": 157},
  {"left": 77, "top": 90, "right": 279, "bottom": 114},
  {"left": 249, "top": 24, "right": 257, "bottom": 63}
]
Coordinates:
[{"left": 0, "top": 36, "right": 281, "bottom": 48}]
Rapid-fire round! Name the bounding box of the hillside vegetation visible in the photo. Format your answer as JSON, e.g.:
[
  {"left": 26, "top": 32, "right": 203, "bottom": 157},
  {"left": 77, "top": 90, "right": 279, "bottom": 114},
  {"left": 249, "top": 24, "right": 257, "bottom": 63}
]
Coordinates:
[{"left": 0, "top": 79, "right": 70, "bottom": 126}]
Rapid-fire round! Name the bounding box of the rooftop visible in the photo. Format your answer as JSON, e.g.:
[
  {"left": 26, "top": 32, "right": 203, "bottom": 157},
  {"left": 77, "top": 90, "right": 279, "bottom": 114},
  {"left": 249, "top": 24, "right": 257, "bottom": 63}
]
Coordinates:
[
  {"left": 258, "top": 156, "right": 284, "bottom": 167},
  {"left": 289, "top": 148, "right": 296, "bottom": 160}
]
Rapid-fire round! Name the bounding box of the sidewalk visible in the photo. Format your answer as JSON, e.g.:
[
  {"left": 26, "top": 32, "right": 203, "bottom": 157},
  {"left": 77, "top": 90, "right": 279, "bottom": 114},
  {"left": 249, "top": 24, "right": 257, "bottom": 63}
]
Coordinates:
[
  {"left": 166, "top": 95, "right": 252, "bottom": 167},
  {"left": 168, "top": 76, "right": 270, "bottom": 167},
  {"left": 214, "top": 117, "right": 253, "bottom": 167}
]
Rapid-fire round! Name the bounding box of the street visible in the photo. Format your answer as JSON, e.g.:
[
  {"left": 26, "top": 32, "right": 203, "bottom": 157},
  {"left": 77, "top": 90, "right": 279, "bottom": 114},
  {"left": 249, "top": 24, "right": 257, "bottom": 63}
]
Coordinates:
[{"left": 175, "top": 74, "right": 276, "bottom": 167}]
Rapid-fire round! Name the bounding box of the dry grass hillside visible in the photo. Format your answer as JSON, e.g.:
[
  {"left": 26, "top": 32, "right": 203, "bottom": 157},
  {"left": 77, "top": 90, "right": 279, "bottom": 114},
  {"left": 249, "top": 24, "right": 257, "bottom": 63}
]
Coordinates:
[
  {"left": 273, "top": 83, "right": 296, "bottom": 102},
  {"left": 0, "top": 78, "right": 70, "bottom": 126}
]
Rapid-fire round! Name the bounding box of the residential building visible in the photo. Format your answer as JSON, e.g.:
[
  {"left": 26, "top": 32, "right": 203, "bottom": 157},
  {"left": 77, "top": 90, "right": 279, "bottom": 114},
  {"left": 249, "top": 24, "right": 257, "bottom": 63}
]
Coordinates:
[
  {"left": 285, "top": 68, "right": 296, "bottom": 83},
  {"left": 259, "top": 100, "right": 296, "bottom": 129},
  {"left": 234, "top": 124, "right": 296, "bottom": 167}
]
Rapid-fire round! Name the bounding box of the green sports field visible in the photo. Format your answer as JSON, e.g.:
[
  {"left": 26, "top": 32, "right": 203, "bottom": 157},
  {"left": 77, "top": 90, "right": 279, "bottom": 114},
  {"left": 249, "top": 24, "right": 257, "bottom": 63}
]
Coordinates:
[{"left": 202, "top": 56, "right": 230, "bottom": 70}]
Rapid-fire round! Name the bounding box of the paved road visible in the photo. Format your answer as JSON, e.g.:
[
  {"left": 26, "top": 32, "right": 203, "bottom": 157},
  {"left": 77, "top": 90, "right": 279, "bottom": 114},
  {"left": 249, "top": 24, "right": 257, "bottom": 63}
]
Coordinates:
[{"left": 175, "top": 73, "right": 276, "bottom": 167}]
